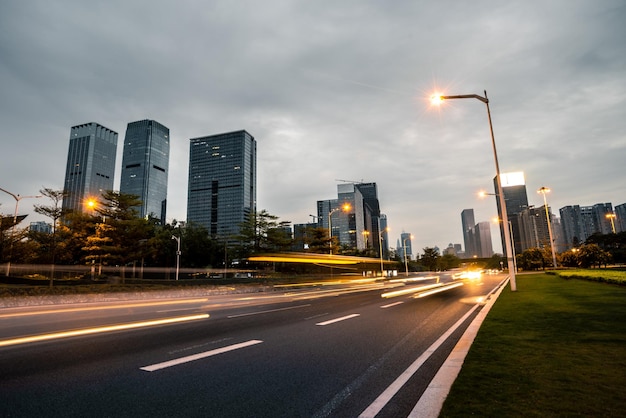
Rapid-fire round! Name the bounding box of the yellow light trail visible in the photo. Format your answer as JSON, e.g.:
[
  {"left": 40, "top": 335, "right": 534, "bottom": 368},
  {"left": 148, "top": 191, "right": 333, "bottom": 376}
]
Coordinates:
[
  {"left": 0, "top": 298, "right": 209, "bottom": 319},
  {"left": 0, "top": 313, "right": 210, "bottom": 347}
]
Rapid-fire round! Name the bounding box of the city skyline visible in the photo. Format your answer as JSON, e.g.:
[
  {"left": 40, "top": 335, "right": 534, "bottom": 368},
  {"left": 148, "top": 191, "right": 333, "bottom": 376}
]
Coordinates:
[{"left": 1, "top": 1, "right": 625, "bottom": 253}]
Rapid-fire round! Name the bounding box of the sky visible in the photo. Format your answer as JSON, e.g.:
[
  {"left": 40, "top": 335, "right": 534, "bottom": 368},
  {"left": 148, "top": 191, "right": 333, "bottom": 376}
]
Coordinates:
[{"left": 1, "top": 0, "right": 625, "bottom": 255}]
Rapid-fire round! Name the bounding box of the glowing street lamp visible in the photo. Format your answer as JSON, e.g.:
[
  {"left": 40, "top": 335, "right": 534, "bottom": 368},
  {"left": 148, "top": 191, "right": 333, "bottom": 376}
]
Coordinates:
[
  {"left": 328, "top": 203, "right": 351, "bottom": 255},
  {"left": 432, "top": 91, "right": 516, "bottom": 290},
  {"left": 537, "top": 187, "right": 557, "bottom": 268},
  {"left": 606, "top": 213, "right": 617, "bottom": 234}
]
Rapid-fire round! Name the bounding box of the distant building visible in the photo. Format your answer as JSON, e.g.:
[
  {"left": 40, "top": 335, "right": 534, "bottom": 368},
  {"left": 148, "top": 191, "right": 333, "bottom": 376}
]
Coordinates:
[
  {"left": 400, "top": 232, "right": 413, "bottom": 261},
  {"left": 29, "top": 221, "right": 52, "bottom": 234},
  {"left": 615, "top": 203, "right": 626, "bottom": 233},
  {"left": 559, "top": 203, "right": 614, "bottom": 249},
  {"left": 62, "top": 122, "right": 118, "bottom": 214},
  {"left": 120, "top": 120, "right": 170, "bottom": 224},
  {"left": 494, "top": 172, "right": 529, "bottom": 255},
  {"left": 461, "top": 209, "right": 476, "bottom": 258},
  {"left": 187, "top": 130, "right": 256, "bottom": 243},
  {"left": 475, "top": 222, "right": 494, "bottom": 258}
]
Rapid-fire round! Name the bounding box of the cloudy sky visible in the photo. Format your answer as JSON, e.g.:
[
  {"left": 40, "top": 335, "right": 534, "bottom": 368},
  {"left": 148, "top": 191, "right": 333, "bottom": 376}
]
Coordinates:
[{"left": 1, "top": 0, "right": 625, "bottom": 255}]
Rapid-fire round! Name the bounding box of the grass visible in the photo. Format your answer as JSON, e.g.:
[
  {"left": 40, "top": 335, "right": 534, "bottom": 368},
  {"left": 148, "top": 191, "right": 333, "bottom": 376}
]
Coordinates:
[
  {"left": 549, "top": 268, "right": 626, "bottom": 285},
  {"left": 440, "top": 273, "right": 626, "bottom": 417}
]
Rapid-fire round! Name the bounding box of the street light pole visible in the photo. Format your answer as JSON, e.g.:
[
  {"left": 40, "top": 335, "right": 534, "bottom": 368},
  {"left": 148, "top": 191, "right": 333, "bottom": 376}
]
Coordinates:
[
  {"left": 327, "top": 203, "right": 350, "bottom": 255},
  {"left": 171, "top": 235, "right": 181, "bottom": 281},
  {"left": 403, "top": 235, "right": 413, "bottom": 277},
  {"left": 606, "top": 213, "right": 617, "bottom": 234},
  {"left": 0, "top": 187, "right": 42, "bottom": 276},
  {"left": 538, "top": 187, "right": 558, "bottom": 268},
  {"left": 433, "top": 91, "right": 516, "bottom": 290}
]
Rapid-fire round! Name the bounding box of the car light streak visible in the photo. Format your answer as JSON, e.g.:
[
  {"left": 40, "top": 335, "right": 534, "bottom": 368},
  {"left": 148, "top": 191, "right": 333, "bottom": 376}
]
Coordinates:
[
  {"left": 0, "top": 298, "right": 210, "bottom": 319},
  {"left": 0, "top": 314, "right": 209, "bottom": 347},
  {"left": 414, "top": 282, "right": 464, "bottom": 298},
  {"left": 316, "top": 313, "right": 360, "bottom": 326},
  {"left": 140, "top": 339, "right": 263, "bottom": 372},
  {"left": 381, "top": 283, "right": 446, "bottom": 298}
]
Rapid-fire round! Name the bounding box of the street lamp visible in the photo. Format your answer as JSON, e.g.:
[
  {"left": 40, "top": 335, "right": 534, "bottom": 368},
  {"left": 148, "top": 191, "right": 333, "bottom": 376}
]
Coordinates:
[
  {"left": 0, "top": 187, "right": 42, "bottom": 276},
  {"left": 432, "top": 91, "right": 517, "bottom": 291},
  {"left": 537, "top": 187, "right": 558, "bottom": 268},
  {"left": 606, "top": 212, "right": 617, "bottom": 234},
  {"left": 378, "top": 223, "right": 389, "bottom": 278},
  {"left": 403, "top": 234, "right": 413, "bottom": 277},
  {"left": 328, "top": 203, "right": 351, "bottom": 255},
  {"left": 171, "top": 235, "right": 181, "bottom": 281}
]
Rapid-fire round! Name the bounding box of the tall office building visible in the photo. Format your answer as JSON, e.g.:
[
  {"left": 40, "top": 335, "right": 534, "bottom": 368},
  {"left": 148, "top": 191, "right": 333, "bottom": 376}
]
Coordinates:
[
  {"left": 400, "top": 232, "right": 413, "bottom": 260},
  {"left": 494, "top": 172, "right": 529, "bottom": 255},
  {"left": 559, "top": 203, "right": 615, "bottom": 249},
  {"left": 62, "top": 122, "right": 118, "bottom": 214},
  {"left": 187, "top": 130, "right": 256, "bottom": 241},
  {"left": 474, "top": 222, "right": 494, "bottom": 258},
  {"left": 461, "top": 209, "right": 476, "bottom": 258},
  {"left": 120, "top": 120, "right": 170, "bottom": 223}
]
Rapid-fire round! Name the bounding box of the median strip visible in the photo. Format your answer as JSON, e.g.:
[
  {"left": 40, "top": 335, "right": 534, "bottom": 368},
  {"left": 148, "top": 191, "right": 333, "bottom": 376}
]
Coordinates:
[{"left": 140, "top": 339, "right": 263, "bottom": 372}]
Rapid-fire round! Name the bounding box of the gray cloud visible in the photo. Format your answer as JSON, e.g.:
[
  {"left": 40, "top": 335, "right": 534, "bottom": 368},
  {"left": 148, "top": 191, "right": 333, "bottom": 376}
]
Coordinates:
[{"left": 1, "top": 0, "right": 625, "bottom": 254}]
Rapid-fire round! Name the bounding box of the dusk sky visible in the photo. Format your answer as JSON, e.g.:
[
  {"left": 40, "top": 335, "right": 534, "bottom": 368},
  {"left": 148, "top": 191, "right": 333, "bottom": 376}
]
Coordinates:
[{"left": 1, "top": 0, "right": 625, "bottom": 255}]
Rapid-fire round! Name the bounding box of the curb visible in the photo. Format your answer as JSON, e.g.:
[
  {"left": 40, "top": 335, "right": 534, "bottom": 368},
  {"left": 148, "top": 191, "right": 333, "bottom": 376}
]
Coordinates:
[{"left": 408, "top": 276, "right": 510, "bottom": 418}]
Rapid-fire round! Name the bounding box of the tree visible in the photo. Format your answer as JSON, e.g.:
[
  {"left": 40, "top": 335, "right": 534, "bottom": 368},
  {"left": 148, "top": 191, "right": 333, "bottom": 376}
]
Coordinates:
[
  {"left": 438, "top": 253, "right": 461, "bottom": 271},
  {"left": 577, "top": 243, "right": 611, "bottom": 268},
  {"left": 33, "top": 188, "right": 68, "bottom": 286},
  {"left": 421, "top": 247, "right": 439, "bottom": 271},
  {"left": 517, "top": 248, "right": 544, "bottom": 271},
  {"left": 235, "top": 210, "right": 292, "bottom": 257}
]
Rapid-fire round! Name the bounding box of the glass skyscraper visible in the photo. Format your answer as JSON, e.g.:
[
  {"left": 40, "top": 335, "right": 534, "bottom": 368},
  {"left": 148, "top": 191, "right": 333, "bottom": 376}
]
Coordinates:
[
  {"left": 62, "top": 122, "right": 118, "bottom": 214},
  {"left": 187, "top": 130, "right": 256, "bottom": 241},
  {"left": 120, "top": 120, "right": 170, "bottom": 224}
]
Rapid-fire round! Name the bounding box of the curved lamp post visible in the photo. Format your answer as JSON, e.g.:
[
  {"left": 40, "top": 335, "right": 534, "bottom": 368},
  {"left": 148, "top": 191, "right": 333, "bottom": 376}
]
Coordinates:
[
  {"left": 171, "top": 235, "right": 181, "bottom": 281},
  {"left": 432, "top": 91, "right": 516, "bottom": 291},
  {"left": 0, "top": 187, "right": 42, "bottom": 276},
  {"left": 606, "top": 213, "right": 617, "bottom": 234},
  {"left": 537, "top": 187, "right": 558, "bottom": 268}
]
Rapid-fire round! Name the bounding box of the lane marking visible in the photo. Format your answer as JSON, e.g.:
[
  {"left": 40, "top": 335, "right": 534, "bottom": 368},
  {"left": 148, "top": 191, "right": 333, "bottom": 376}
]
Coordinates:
[
  {"left": 380, "top": 301, "right": 404, "bottom": 309},
  {"left": 316, "top": 313, "right": 360, "bottom": 326},
  {"left": 227, "top": 304, "right": 311, "bottom": 318},
  {"left": 358, "top": 305, "right": 480, "bottom": 418},
  {"left": 140, "top": 339, "right": 263, "bottom": 372},
  {"left": 0, "top": 314, "right": 210, "bottom": 348}
]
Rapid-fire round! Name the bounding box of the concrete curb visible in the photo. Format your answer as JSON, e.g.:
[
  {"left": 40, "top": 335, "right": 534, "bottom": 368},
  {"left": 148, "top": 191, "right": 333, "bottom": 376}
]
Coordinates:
[{"left": 408, "top": 276, "right": 510, "bottom": 418}]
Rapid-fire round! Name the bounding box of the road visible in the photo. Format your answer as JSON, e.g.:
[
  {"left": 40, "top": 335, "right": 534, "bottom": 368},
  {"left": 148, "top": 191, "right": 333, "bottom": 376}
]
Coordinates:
[{"left": 0, "top": 272, "right": 505, "bottom": 417}]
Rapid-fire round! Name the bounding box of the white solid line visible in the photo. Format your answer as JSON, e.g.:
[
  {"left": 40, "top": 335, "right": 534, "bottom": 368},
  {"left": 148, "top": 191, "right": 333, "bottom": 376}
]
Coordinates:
[
  {"left": 380, "top": 301, "right": 404, "bottom": 309},
  {"left": 140, "top": 339, "right": 263, "bottom": 372},
  {"left": 316, "top": 313, "right": 360, "bottom": 326},
  {"left": 227, "top": 304, "right": 311, "bottom": 318},
  {"left": 358, "top": 305, "right": 479, "bottom": 418}
]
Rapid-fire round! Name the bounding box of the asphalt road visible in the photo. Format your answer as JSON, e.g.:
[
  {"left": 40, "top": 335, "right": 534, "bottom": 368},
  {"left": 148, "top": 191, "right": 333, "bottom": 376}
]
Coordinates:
[{"left": 0, "top": 273, "right": 505, "bottom": 417}]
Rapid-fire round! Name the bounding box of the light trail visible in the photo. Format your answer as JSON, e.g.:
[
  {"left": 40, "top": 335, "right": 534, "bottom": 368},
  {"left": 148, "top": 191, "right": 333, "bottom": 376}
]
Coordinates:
[
  {"left": 0, "top": 314, "right": 209, "bottom": 347},
  {"left": 0, "top": 298, "right": 209, "bottom": 319}
]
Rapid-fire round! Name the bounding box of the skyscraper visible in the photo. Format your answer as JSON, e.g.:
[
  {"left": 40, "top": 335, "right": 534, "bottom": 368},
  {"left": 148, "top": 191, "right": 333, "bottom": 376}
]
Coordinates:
[
  {"left": 187, "top": 130, "right": 256, "bottom": 241},
  {"left": 474, "top": 222, "right": 493, "bottom": 258},
  {"left": 461, "top": 209, "right": 476, "bottom": 258},
  {"left": 120, "top": 119, "right": 170, "bottom": 224},
  {"left": 494, "top": 172, "right": 529, "bottom": 254},
  {"left": 62, "top": 122, "right": 118, "bottom": 214}
]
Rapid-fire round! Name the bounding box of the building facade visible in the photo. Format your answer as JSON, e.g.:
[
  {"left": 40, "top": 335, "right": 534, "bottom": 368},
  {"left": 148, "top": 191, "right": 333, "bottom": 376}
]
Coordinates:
[
  {"left": 187, "top": 130, "right": 256, "bottom": 242},
  {"left": 400, "top": 232, "right": 413, "bottom": 261},
  {"left": 120, "top": 119, "right": 170, "bottom": 223},
  {"left": 494, "top": 172, "right": 529, "bottom": 255},
  {"left": 62, "top": 122, "right": 118, "bottom": 214},
  {"left": 474, "top": 221, "right": 494, "bottom": 258},
  {"left": 615, "top": 203, "right": 626, "bottom": 233},
  {"left": 461, "top": 209, "right": 476, "bottom": 258},
  {"left": 559, "top": 203, "right": 615, "bottom": 249}
]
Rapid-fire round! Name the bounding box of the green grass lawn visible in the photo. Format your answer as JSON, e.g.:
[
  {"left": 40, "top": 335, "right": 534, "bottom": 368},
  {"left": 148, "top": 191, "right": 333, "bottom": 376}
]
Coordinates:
[{"left": 440, "top": 273, "right": 626, "bottom": 417}]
